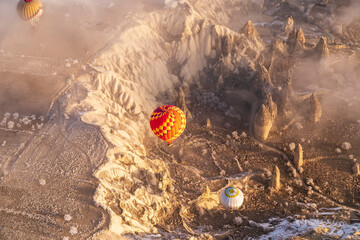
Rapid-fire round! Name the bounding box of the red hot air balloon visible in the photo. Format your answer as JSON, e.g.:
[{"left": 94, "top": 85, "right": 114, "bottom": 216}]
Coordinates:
[{"left": 150, "top": 105, "right": 186, "bottom": 145}]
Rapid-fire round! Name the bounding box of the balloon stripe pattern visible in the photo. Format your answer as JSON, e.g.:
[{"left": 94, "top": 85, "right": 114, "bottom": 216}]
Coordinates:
[
  {"left": 17, "top": 0, "right": 43, "bottom": 26},
  {"left": 220, "top": 187, "right": 244, "bottom": 211},
  {"left": 150, "top": 105, "right": 186, "bottom": 145}
]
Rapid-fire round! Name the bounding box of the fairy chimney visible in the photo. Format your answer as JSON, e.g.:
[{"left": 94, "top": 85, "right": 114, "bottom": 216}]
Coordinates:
[
  {"left": 313, "top": 36, "right": 329, "bottom": 58},
  {"left": 206, "top": 118, "right": 212, "bottom": 128},
  {"left": 287, "top": 28, "right": 305, "bottom": 54},
  {"left": 294, "top": 143, "right": 303, "bottom": 169},
  {"left": 177, "top": 87, "right": 192, "bottom": 119},
  {"left": 278, "top": 77, "right": 294, "bottom": 113},
  {"left": 284, "top": 16, "right": 294, "bottom": 35},
  {"left": 254, "top": 104, "right": 273, "bottom": 141},
  {"left": 353, "top": 163, "right": 359, "bottom": 176},
  {"left": 308, "top": 93, "right": 322, "bottom": 122},
  {"left": 241, "top": 20, "right": 259, "bottom": 38},
  {"left": 273, "top": 38, "right": 287, "bottom": 56},
  {"left": 265, "top": 93, "right": 277, "bottom": 122},
  {"left": 271, "top": 165, "right": 281, "bottom": 191}
]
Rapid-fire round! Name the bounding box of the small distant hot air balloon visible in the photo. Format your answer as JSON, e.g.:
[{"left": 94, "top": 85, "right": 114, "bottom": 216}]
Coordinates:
[
  {"left": 17, "top": 0, "right": 44, "bottom": 26},
  {"left": 150, "top": 105, "right": 186, "bottom": 146},
  {"left": 220, "top": 186, "right": 244, "bottom": 212}
]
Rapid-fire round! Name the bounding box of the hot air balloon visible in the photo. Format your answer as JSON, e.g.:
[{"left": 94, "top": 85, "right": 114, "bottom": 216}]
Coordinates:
[
  {"left": 17, "top": 0, "right": 44, "bottom": 26},
  {"left": 150, "top": 105, "right": 186, "bottom": 146},
  {"left": 220, "top": 186, "right": 244, "bottom": 212}
]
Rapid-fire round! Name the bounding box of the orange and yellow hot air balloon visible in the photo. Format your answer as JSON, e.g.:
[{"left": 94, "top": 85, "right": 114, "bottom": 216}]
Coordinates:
[
  {"left": 150, "top": 105, "right": 186, "bottom": 146},
  {"left": 17, "top": 0, "right": 44, "bottom": 26}
]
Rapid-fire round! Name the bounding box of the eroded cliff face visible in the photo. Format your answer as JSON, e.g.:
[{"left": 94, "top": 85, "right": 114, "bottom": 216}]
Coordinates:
[{"left": 74, "top": 2, "right": 266, "bottom": 237}]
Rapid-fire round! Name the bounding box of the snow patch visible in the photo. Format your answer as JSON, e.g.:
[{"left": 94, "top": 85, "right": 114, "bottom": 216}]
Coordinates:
[{"left": 257, "top": 219, "right": 360, "bottom": 240}]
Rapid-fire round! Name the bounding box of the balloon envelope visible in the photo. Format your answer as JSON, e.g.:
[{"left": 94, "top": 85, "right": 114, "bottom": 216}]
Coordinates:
[
  {"left": 150, "top": 105, "right": 186, "bottom": 145},
  {"left": 17, "top": 0, "right": 43, "bottom": 25},
  {"left": 220, "top": 186, "right": 244, "bottom": 211}
]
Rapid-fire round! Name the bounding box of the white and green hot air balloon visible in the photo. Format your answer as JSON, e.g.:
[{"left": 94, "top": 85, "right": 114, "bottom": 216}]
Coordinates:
[{"left": 220, "top": 186, "right": 244, "bottom": 212}]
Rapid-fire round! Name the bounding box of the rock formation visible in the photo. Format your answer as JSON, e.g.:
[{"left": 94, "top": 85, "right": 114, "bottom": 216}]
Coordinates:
[
  {"left": 213, "top": 57, "right": 230, "bottom": 78},
  {"left": 240, "top": 20, "right": 259, "bottom": 38},
  {"left": 206, "top": 118, "right": 212, "bottom": 128},
  {"left": 353, "top": 163, "right": 359, "bottom": 176},
  {"left": 278, "top": 75, "right": 294, "bottom": 113},
  {"left": 254, "top": 104, "right": 272, "bottom": 140},
  {"left": 308, "top": 93, "right": 322, "bottom": 122},
  {"left": 271, "top": 165, "right": 281, "bottom": 191},
  {"left": 316, "top": 0, "right": 328, "bottom": 7},
  {"left": 269, "top": 40, "right": 289, "bottom": 85},
  {"left": 294, "top": 143, "right": 303, "bottom": 169},
  {"left": 176, "top": 87, "right": 192, "bottom": 119},
  {"left": 272, "top": 39, "right": 287, "bottom": 56},
  {"left": 222, "top": 35, "right": 233, "bottom": 57},
  {"left": 216, "top": 75, "right": 224, "bottom": 90},
  {"left": 313, "top": 36, "right": 329, "bottom": 58},
  {"left": 284, "top": 16, "right": 294, "bottom": 35},
  {"left": 265, "top": 93, "right": 277, "bottom": 122},
  {"left": 256, "top": 64, "right": 274, "bottom": 97},
  {"left": 287, "top": 28, "right": 306, "bottom": 54}
]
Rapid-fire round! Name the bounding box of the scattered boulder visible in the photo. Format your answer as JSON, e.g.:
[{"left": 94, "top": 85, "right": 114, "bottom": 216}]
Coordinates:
[
  {"left": 233, "top": 216, "right": 243, "bottom": 226},
  {"left": 294, "top": 143, "right": 303, "bottom": 169},
  {"left": 271, "top": 165, "right": 281, "bottom": 191},
  {"left": 288, "top": 142, "right": 296, "bottom": 151},
  {"left": 308, "top": 93, "right": 322, "bottom": 122},
  {"left": 341, "top": 142, "right": 351, "bottom": 150}
]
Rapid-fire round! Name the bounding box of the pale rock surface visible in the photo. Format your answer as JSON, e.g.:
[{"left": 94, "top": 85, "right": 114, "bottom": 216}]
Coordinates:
[
  {"left": 206, "top": 118, "right": 212, "bottom": 128},
  {"left": 353, "top": 163, "right": 359, "bottom": 176},
  {"left": 341, "top": 142, "right": 351, "bottom": 150},
  {"left": 284, "top": 16, "right": 294, "bottom": 35},
  {"left": 254, "top": 104, "right": 272, "bottom": 141},
  {"left": 271, "top": 165, "right": 281, "bottom": 191},
  {"left": 294, "top": 143, "right": 303, "bottom": 169}
]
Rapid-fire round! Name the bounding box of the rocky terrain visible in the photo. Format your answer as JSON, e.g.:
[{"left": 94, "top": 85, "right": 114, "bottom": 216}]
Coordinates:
[{"left": 0, "top": 0, "right": 360, "bottom": 239}]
